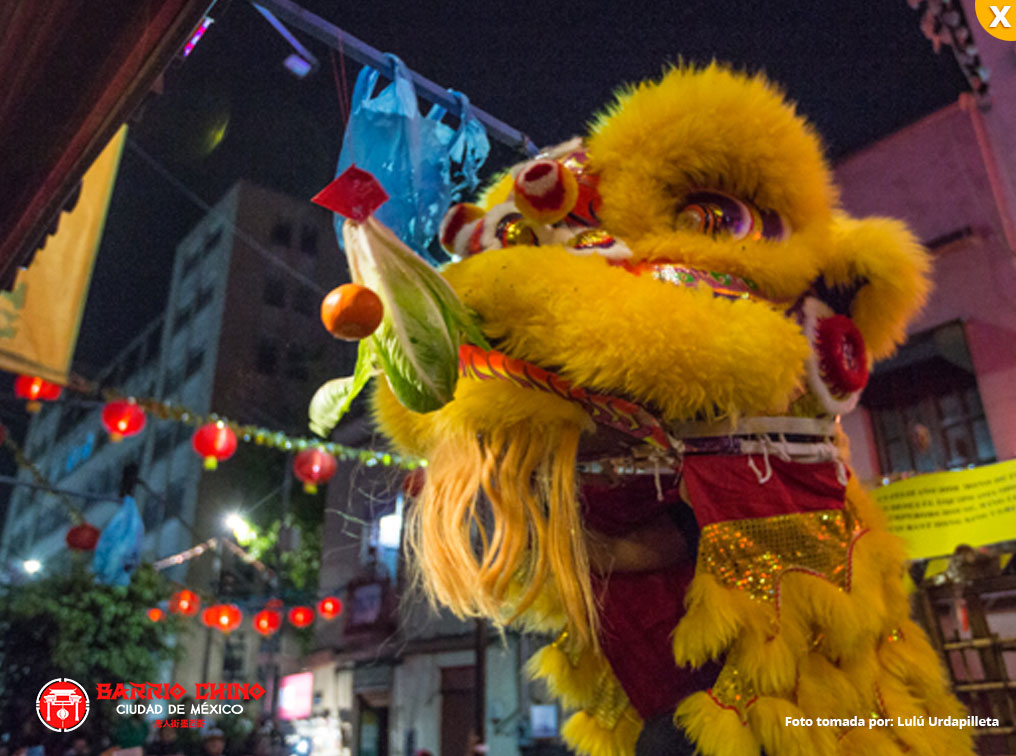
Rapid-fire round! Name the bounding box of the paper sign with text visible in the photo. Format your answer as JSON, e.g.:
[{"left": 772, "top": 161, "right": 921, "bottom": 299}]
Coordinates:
[{"left": 873, "top": 459, "right": 1016, "bottom": 559}]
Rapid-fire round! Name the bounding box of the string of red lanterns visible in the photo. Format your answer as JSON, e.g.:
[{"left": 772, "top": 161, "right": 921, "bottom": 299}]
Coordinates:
[
  {"left": 192, "top": 422, "right": 238, "bottom": 470},
  {"left": 292, "top": 449, "right": 338, "bottom": 494},
  {"left": 101, "top": 399, "right": 146, "bottom": 441},
  {"left": 157, "top": 591, "right": 344, "bottom": 635},
  {"left": 202, "top": 604, "right": 243, "bottom": 633},
  {"left": 287, "top": 606, "right": 315, "bottom": 628},
  {"left": 169, "top": 589, "right": 201, "bottom": 616},
  {"left": 253, "top": 609, "right": 282, "bottom": 636},
  {"left": 14, "top": 375, "right": 62, "bottom": 413},
  {"left": 10, "top": 380, "right": 424, "bottom": 474},
  {"left": 318, "top": 596, "right": 342, "bottom": 620}
]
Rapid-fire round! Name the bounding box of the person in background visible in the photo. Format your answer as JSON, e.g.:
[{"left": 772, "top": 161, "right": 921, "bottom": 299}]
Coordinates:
[
  {"left": 201, "top": 730, "right": 226, "bottom": 756},
  {"left": 63, "top": 735, "right": 92, "bottom": 756},
  {"left": 112, "top": 713, "right": 149, "bottom": 752},
  {"left": 147, "top": 727, "right": 183, "bottom": 756}
]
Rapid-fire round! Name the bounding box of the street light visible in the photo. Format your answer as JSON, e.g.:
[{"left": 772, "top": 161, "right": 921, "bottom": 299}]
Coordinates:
[
  {"left": 23, "top": 559, "right": 41, "bottom": 574},
  {"left": 225, "top": 513, "right": 255, "bottom": 544}
]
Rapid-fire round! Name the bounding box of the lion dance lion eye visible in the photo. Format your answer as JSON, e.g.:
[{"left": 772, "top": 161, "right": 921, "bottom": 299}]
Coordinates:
[{"left": 675, "top": 190, "right": 789, "bottom": 241}]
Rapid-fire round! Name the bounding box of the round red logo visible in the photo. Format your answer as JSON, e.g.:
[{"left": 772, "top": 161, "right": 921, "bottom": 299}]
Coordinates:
[{"left": 36, "top": 679, "right": 89, "bottom": 732}]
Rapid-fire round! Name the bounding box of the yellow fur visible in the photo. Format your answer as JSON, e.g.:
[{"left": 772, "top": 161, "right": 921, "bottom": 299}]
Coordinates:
[
  {"left": 675, "top": 692, "right": 761, "bottom": 756},
  {"left": 588, "top": 64, "right": 837, "bottom": 244},
  {"left": 561, "top": 710, "right": 642, "bottom": 756},
  {"left": 369, "top": 64, "right": 964, "bottom": 755},
  {"left": 826, "top": 213, "right": 932, "bottom": 360}
]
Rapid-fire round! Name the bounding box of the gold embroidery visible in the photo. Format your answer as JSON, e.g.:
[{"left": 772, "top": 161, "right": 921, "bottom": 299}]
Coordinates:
[
  {"left": 699, "top": 509, "right": 862, "bottom": 600},
  {"left": 709, "top": 664, "right": 758, "bottom": 722},
  {"left": 588, "top": 666, "right": 631, "bottom": 730}
]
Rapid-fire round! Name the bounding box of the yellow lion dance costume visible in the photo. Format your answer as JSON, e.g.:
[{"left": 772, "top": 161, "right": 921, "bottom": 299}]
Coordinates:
[{"left": 367, "top": 65, "right": 973, "bottom": 756}]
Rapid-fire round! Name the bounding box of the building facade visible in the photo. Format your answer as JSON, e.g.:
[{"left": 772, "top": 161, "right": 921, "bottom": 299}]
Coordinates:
[
  {"left": 835, "top": 50, "right": 1016, "bottom": 483},
  {"left": 0, "top": 180, "right": 356, "bottom": 688},
  {"left": 282, "top": 427, "right": 563, "bottom": 756}
]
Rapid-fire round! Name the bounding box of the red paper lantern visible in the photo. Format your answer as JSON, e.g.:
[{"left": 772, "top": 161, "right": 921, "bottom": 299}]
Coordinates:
[
  {"left": 101, "top": 399, "right": 146, "bottom": 442},
  {"left": 65, "top": 522, "right": 100, "bottom": 551},
  {"left": 265, "top": 598, "right": 284, "bottom": 610},
  {"left": 253, "top": 609, "right": 282, "bottom": 636},
  {"left": 147, "top": 607, "right": 164, "bottom": 622},
  {"left": 192, "top": 422, "right": 237, "bottom": 470},
  {"left": 287, "top": 606, "right": 314, "bottom": 628},
  {"left": 169, "top": 589, "right": 200, "bottom": 616},
  {"left": 14, "top": 375, "right": 62, "bottom": 412},
  {"left": 202, "top": 604, "right": 242, "bottom": 633},
  {"left": 317, "top": 596, "right": 342, "bottom": 620},
  {"left": 292, "top": 448, "right": 338, "bottom": 494}
]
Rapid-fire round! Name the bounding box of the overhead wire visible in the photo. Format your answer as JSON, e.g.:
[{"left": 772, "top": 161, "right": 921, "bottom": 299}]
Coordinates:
[{"left": 126, "top": 139, "right": 330, "bottom": 296}]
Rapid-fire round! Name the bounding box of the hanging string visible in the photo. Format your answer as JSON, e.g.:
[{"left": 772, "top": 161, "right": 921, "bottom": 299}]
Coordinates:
[
  {"left": 1, "top": 432, "right": 83, "bottom": 521},
  {"left": 330, "top": 50, "right": 348, "bottom": 129},
  {"left": 127, "top": 140, "right": 328, "bottom": 296},
  {"left": 15, "top": 376, "right": 426, "bottom": 470}
]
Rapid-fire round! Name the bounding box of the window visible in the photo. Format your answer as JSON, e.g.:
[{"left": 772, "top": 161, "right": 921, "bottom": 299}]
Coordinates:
[
  {"left": 270, "top": 221, "right": 292, "bottom": 247},
  {"left": 300, "top": 226, "right": 318, "bottom": 256},
  {"left": 256, "top": 338, "right": 279, "bottom": 376},
  {"left": 185, "top": 348, "right": 204, "bottom": 378},
  {"left": 285, "top": 344, "right": 309, "bottom": 381},
  {"left": 181, "top": 250, "right": 201, "bottom": 278},
  {"left": 173, "top": 302, "right": 192, "bottom": 332},
  {"left": 293, "top": 285, "right": 316, "bottom": 316},
  {"left": 222, "top": 630, "right": 247, "bottom": 681},
  {"left": 203, "top": 227, "right": 223, "bottom": 255},
  {"left": 263, "top": 276, "right": 285, "bottom": 307},
  {"left": 863, "top": 322, "right": 996, "bottom": 475},
  {"left": 195, "top": 283, "right": 215, "bottom": 313},
  {"left": 142, "top": 498, "right": 163, "bottom": 530},
  {"left": 164, "top": 480, "right": 185, "bottom": 521},
  {"left": 164, "top": 367, "right": 184, "bottom": 396},
  {"left": 153, "top": 426, "right": 175, "bottom": 461}
]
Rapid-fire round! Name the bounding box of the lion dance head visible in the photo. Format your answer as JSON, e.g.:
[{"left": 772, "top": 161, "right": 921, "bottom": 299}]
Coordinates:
[{"left": 356, "top": 65, "right": 971, "bottom": 756}]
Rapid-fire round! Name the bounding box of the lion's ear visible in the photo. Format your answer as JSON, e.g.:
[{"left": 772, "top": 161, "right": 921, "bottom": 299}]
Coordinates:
[{"left": 823, "top": 213, "right": 932, "bottom": 362}]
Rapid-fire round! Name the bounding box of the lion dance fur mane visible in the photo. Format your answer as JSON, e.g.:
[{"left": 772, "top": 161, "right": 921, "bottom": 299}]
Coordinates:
[{"left": 373, "top": 64, "right": 973, "bottom": 756}]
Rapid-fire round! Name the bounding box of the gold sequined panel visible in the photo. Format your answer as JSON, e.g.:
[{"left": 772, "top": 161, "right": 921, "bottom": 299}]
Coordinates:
[
  {"left": 699, "top": 509, "right": 863, "bottom": 601},
  {"left": 551, "top": 629, "right": 632, "bottom": 731},
  {"left": 588, "top": 666, "right": 632, "bottom": 730},
  {"left": 709, "top": 664, "right": 758, "bottom": 722}
]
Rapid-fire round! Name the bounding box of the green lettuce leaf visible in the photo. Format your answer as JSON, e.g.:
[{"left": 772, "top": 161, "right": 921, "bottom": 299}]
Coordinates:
[
  {"left": 341, "top": 218, "right": 489, "bottom": 414},
  {"left": 308, "top": 339, "right": 376, "bottom": 437}
]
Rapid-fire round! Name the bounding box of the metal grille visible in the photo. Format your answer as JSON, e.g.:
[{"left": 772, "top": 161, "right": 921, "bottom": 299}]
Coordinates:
[{"left": 917, "top": 554, "right": 1016, "bottom": 755}]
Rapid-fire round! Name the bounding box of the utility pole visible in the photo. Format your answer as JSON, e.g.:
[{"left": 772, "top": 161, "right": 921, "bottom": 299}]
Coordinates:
[
  {"left": 201, "top": 538, "right": 225, "bottom": 681},
  {"left": 474, "top": 618, "right": 487, "bottom": 744}
]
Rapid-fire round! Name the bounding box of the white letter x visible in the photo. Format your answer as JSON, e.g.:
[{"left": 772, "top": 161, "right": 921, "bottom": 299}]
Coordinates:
[{"left": 990, "top": 5, "right": 1011, "bottom": 27}]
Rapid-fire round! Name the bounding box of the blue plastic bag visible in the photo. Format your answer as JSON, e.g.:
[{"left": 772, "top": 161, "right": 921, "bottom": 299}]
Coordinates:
[
  {"left": 92, "top": 495, "right": 144, "bottom": 586},
  {"left": 335, "top": 54, "right": 490, "bottom": 263}
]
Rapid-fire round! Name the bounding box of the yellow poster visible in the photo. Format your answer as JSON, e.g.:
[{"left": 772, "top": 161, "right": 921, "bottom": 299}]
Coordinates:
[
  {"left": 0, "top": 125, "right": 127, "bottom": 384},
  {"left": 873, "top": 458, "right": 1016, "bottom": 560}
]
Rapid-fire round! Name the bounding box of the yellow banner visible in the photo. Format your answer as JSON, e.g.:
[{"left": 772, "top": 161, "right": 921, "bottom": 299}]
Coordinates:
[
  {"left": 0, "top": 125, "right": 127, "bottom": 384},
  {"left": 873, "top": 458, "right": 1016, "bottom": 560}
]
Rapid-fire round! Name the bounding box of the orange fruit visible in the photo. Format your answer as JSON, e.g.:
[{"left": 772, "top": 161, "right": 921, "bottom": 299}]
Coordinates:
[{"left": 320, "top": 283, "right": 384, "bottom": 340}]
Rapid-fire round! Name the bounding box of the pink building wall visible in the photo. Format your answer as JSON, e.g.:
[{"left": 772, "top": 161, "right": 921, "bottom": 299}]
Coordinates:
[{"left": 834, "top": 73, "right": 1016, "bottom": 480}]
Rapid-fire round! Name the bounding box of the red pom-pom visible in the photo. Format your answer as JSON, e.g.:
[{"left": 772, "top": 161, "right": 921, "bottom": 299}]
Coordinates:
[
  {"left": 816, "top": 315, "right": 869, "bottom": 395},
  {"left": 513, "top": 160, "right": 578, "bottom": 224},
  {"left": 312, "top": 166, "right": 390, "bottom": 222}
]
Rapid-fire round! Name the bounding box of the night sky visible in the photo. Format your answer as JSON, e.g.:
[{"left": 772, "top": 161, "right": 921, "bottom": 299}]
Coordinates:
[{"left": 74, "top": 0, "right": 968, "bottom": 371}]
